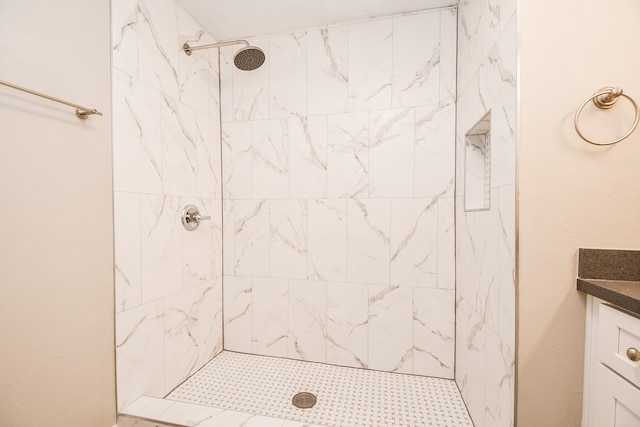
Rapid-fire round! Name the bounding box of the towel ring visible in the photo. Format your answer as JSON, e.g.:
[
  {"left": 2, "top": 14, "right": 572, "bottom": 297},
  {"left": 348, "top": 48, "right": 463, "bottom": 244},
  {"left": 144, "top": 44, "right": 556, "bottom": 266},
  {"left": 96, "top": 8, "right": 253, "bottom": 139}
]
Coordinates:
[{"left": 574, "top": 86, "right": 639, "bottom": 146}]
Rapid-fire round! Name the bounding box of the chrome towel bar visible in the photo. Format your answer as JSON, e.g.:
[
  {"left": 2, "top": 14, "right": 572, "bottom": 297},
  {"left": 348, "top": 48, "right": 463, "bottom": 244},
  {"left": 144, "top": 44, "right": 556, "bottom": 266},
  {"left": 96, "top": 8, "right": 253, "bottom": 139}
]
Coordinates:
[{"left": 0, "top": 79, "right": 102, "bottom": 119}]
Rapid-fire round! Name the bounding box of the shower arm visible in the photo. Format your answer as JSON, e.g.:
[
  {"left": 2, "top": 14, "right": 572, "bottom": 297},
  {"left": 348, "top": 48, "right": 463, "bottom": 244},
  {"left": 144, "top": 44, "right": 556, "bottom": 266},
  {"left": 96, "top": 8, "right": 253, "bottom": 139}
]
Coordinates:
[{"left": 183, "top": 40, "right": 249, "bottom": 56}]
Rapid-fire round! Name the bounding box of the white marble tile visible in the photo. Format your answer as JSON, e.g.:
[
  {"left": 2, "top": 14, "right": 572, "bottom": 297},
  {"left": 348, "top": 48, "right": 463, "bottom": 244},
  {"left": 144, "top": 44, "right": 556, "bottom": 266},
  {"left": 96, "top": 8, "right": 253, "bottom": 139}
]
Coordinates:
[
  {"left": 440, "top": 8, "right": 458, "bottom": 104},
  {"left": 288, "top": 116, "right": 327, "bottom": 199},
  {"left": 457, "top": 0, "right": 494, "bottom": 92},
  {"left": 141, "top": 195, "right": 182, "bottom": 302},
  {"left": 163, "top": 286, "right": 200, "bottom": 393},
  {"left": 484, "top": 16, "right": 517, "bottom": 189},
  {"left": 456, "top": 70, "right": 489, "bottom": 139},
  {"left": 455, "top": 201, "right": 477, "bottom": 304},
  {"left": 498, "top": 185, "right": 516, "bottom": 351},
  {"left": 150, "top": 400, "right": 226, "bottom": 426},
  {"left": 195, "top": 110, "right": 221, "bottom": 200},
  {"left": 161, "top": 97, "right": 198, "bottom": 197},
  {"left": 223, "top": 276, "right": 252, "bottom": 353},
  {"left": 197, "top": 280, "right": 223, "bottom": 365},
  {"left": 307, "top": 199, "right": 347, "bottom": 282},
  {"left": 177, "top": 7, "right": 218, "bottom": 116},
  {"left": 120, "top": 396, "right": 173, "bottom": 420},
  {"left": 118, "top": 416, "right": 173, "bottom": 427},
  {"left": 211, "top": 198, "right": 223, "bottom": 280},
  {"left": 199, "top": 412, "right": 276, "bottom": 427},
  {"left": 111, "top": 0, "right": 138, "bottom": 76},
  {"left": 484, "top": 327, "right": 515, "bottom": 427},
  {"left": 288, "top": 280, "right": 326, "bottom": 362},
  {"left": 347, "top": 19, "right": 392, "bottom": 111},
  {"left": 326, "top": 112, "right": 369, "bottom": 198},
  {"left": 454, "top": 298, "right": 472, "bottom": 395},
  {"left": 497, "top": 0, "right": 517, "bottom": 34},
  {"left": 392, "top": 12, "right": 440, "bottom": 108},
  {"left": 347, "top": 198, "right": 390, "bottom": 285},
  {"left": 234, "top": 200, "right": 270, "bottom": 276},
  {"left": 437, "top": 197, "right": 456, "bottom": 290},
  {"left": 270, "top": 200, "right": 308, "bottom": 279},
  {"left": 390, "top": 198, "right": 438, "bottom": 287},
  {"left": 326, "top": 282, "right": 368, "bottom": 368},
  {"left": 181, "top": 197, "right": 213, "bottom": 288},
  {"left": 228, "top": 38, "right": 269, "bottom": 121},
  {"left": 458, "top": 0, "right": 515, "bottom": 95},
  {"left": 414, "top": 103, "right": 456, "bottom": 198},
  {"left": 138, "top": 0, "right": 179, "bottom": 98},
  {"left": 475, "top": 190, "right": 500, "bottom": 331},
  {"left": 269, "top": 32, "right": 307, "bottom": 118},
  {"left": 114, "top": 192, "right": 141, "bottom": 313},
  {"left": 116, "top": 299, "right": 164, "bottom": 410},
  {"left": 465, "top": 309, "right": 487, "bottom": 427},
  {"left": 112, "top": 70, "right": 163, "bottom": 194},
  {"left": 219, "top": 45, "right": 234, "bottom": 123},
  {"left": 368, "top": 108, "right": 415, "bottom": 198},
  {"left": 368, "top": 285, "right": 413, "bottom": 373},
  {"left": 413, "top": 288, "right": 454, "bottom": 378},
  {"left": 251, "top": 119, "right": 288, "bottom": 199},
  {"left": 307, "top": 26, "right": 348, "bottom": 115},
  {"left": 222, "top": 200, "right": 236, "bottom": 274},
  {"left": 222, "top": 122, "right": 252, "bottom": 200},
  {"left": 251, "top": 278, "right": 288, "bottom": 357}
]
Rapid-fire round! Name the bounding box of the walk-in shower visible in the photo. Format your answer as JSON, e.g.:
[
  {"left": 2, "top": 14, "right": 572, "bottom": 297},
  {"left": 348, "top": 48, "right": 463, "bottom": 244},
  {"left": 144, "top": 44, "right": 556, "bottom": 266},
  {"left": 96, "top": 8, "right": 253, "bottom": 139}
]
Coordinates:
[
  {"left": 114, "top": 0, "right": 515, "bottom": 425},
  {"left": 182, "top": 40, "right": 266, "bottom": 71}
]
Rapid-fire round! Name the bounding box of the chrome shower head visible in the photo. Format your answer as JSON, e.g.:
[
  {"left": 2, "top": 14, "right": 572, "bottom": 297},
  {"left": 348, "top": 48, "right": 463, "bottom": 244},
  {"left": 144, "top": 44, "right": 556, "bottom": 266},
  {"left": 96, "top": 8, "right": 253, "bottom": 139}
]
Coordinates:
[
  {"left": 182, "top": 40, "right": 265, "bottom": 71},
  {"left": 233, "top": 46, "right": 265, "bottom": 71}
]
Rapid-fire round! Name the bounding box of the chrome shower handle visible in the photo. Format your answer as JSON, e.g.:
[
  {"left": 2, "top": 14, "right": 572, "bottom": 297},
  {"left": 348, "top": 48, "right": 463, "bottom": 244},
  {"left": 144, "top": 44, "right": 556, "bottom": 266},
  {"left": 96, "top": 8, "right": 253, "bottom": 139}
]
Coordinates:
[{"left": 181, "top": 204, "right": 210, "bottom": 231}]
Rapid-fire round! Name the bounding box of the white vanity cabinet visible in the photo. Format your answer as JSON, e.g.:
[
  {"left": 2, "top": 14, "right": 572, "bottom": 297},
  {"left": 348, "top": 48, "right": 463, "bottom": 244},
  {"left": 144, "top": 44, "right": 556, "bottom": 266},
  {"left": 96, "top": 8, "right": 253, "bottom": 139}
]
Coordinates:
[{"left": 583, "top": 295, "right": 640, "bottom": 427}]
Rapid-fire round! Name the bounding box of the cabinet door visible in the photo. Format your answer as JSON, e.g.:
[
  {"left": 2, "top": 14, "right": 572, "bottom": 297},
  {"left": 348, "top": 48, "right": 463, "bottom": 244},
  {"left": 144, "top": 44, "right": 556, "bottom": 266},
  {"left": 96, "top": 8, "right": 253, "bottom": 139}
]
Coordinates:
[
  {"left": 598, "top": 303, "right": 640, "bottom": 389},
  {"left": 592, "top": 363, "right": 640, "bottom": 427}
]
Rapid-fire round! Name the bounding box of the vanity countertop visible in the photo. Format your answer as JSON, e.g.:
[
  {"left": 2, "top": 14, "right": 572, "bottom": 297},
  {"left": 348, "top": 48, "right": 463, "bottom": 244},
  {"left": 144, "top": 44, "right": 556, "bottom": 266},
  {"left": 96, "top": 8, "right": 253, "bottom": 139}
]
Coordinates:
[
  {"left": 577, "top": 278, "right": 640, "bottom": 315},
  {"left": 577, "top": 248, "right": 640, "bottom": 316}
]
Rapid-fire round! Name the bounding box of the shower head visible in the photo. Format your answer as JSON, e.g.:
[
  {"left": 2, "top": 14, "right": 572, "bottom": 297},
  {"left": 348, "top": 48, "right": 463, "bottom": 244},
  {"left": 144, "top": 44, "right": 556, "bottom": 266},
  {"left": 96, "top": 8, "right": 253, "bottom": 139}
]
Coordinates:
[
  {"left": 182, "top": 40, "right": 265, "bottom": 71},
  {"left": 233, "top": 46, "right": 265, "bottom": 71}
]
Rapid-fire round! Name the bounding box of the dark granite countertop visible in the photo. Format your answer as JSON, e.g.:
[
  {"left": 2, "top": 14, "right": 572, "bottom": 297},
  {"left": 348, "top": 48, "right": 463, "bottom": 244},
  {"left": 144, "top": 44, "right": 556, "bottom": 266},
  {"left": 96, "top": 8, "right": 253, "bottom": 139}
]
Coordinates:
[
  {"left": 577, "top": 248, "right": 640, "bottom": 316},
  {"left": 577, "top": 278, "right": 640, "bottom": 315}
]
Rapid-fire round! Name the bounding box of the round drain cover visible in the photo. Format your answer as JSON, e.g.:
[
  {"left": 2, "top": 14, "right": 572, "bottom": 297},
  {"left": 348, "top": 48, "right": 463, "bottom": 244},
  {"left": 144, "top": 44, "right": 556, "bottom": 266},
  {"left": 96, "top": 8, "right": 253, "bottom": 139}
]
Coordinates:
[{"left": 292, "top": 392, "right": 317, "bottom": 409}]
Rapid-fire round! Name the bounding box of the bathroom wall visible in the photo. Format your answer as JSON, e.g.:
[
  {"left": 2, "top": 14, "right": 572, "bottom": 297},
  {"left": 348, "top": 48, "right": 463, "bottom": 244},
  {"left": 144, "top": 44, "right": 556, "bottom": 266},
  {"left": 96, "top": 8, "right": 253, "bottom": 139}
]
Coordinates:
[
  {"left": 517, "top": 0, "right": 640, "bottom": 425},
  {"left": 455, "top": 0, "right": 517, "bottom": 426},
  {"left": 112, "top": 0, "right": 223, "bottom": 410},
  {"left": 220, "top": 8, "right": 458, "bottom": 378},
  {"left": 0, "top": 1, "right": 115, "bottom": 426}
]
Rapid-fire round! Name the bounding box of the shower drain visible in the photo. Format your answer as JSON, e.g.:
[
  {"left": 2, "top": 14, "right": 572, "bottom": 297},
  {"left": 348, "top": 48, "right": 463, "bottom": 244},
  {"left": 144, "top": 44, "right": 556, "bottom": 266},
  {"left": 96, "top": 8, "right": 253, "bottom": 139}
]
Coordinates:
[{"left": 292, "top": 392, "right": 317, "bottom": 409}]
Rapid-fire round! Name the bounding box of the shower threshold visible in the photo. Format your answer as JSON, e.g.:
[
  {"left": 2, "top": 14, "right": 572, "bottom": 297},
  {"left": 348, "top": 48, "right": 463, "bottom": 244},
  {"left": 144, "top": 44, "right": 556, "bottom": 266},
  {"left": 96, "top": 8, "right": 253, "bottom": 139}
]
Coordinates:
[{"left": 119, "top": 351, "right": 473, "bottom": 427}]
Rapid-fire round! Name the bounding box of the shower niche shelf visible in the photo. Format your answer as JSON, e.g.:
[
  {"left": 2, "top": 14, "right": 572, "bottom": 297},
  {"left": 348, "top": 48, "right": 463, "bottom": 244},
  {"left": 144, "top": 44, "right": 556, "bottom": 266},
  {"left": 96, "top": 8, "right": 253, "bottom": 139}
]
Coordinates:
[{"left": 464, "top": 112, "right": 491, "bottom": 211}]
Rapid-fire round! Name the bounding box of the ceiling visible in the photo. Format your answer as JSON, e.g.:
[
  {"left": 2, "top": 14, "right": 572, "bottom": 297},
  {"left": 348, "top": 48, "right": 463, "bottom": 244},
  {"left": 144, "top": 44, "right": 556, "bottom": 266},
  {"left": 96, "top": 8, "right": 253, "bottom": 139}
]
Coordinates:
[{"left": 176, "top": 0, "right": 457, "bottom": 41}]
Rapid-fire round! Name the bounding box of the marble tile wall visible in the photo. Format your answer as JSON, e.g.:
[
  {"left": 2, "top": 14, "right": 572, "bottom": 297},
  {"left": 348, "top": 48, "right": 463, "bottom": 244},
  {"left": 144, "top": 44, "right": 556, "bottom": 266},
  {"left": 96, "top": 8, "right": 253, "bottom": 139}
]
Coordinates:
[
  {"left": 455, "top": 0, "right": 517, "bottom": 426},
  {"left": 112, "top": 0, "right": 223, "bottom": 410},
  {"left": 221, "top": 8, "right": 457, "bottom": 379}
]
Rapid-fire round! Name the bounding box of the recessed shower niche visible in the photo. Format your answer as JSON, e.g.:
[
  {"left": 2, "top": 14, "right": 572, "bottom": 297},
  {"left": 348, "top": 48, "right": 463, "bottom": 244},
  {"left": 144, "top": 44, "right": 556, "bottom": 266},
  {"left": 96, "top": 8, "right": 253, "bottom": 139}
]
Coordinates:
[{"left": 464, "top": 112, "right": 491, "bottom": 211}]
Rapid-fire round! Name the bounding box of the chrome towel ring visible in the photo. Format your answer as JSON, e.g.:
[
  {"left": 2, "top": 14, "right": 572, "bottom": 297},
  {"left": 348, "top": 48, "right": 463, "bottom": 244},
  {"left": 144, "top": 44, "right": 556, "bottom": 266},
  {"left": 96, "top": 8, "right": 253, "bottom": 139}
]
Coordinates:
[{"left": 574, "top": 86, "right": 639, "bottom": 146}]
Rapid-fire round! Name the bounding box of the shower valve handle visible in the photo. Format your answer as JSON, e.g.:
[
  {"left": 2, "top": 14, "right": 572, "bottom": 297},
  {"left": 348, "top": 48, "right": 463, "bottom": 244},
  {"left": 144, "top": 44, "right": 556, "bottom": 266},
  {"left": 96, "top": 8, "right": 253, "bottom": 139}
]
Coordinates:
[{"left": 181, "top": 204, "right": 210, "bottom": 231}]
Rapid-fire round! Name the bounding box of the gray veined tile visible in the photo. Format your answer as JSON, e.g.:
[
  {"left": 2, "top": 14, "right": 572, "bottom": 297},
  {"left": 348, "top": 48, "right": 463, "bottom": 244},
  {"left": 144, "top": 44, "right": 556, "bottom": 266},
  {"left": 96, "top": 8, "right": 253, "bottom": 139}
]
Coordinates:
[
  {"left": 307, "top": 26, "right": 348, "bottom": 115},
  {"left": 269, "top": 32, "right": 308, "bottom": 119}
]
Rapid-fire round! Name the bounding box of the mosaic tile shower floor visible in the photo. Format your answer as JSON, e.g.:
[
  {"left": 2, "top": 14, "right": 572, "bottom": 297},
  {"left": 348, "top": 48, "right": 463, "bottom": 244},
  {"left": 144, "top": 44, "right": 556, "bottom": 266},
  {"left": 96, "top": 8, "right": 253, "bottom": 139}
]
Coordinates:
[{"left": 166, "top": 351, "right": 473, "bottom": 427}]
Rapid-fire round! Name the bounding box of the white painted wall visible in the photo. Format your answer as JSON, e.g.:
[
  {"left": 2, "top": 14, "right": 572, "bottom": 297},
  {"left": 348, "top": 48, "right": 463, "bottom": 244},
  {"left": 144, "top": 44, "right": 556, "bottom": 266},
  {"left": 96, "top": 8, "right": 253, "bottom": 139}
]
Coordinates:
[
  {"left": 0, "top": 1, "right": 115, "bottom": 426},
  {"left": 517, "top": 0, "right": 640, "bottom": 425}
]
